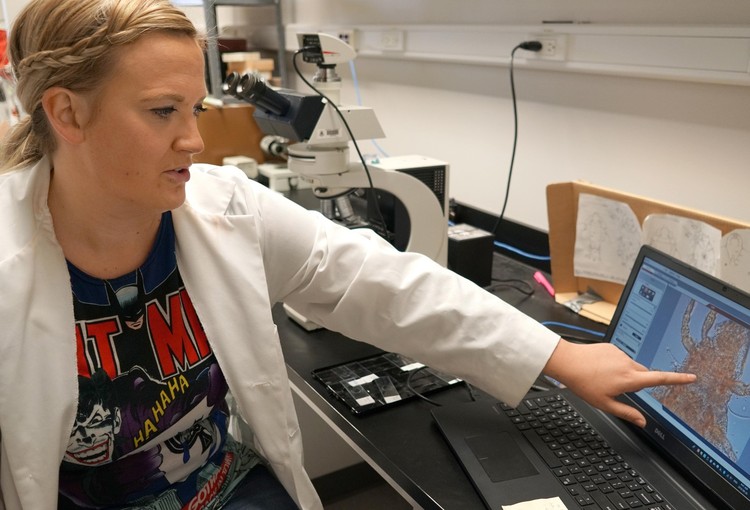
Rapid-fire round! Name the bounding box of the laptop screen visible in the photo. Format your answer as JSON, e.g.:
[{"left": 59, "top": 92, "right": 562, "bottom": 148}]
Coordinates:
[{"left": 609, "top": 246, "right": 750, "bottom": 508}]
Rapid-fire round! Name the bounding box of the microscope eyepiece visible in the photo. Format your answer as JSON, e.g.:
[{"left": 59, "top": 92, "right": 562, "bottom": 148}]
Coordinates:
[
  {"left": 223, "top": 72, "right": 241, "bottom": 97},
  {"left": 224, "top": 72, "right": 290, "bottom": 117},
  {"left": 222, "top": 70, "right": 327, "bottom": 142}
]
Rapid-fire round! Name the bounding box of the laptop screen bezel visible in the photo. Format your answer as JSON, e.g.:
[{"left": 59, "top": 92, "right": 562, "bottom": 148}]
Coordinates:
[{"left": 608, "top": 244, "right": 750, "bottom": 510}]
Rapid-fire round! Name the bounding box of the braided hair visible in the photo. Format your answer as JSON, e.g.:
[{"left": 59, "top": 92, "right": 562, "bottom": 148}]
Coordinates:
[{"left": 0, "top": 0, "right": 204, "bottom": 172}]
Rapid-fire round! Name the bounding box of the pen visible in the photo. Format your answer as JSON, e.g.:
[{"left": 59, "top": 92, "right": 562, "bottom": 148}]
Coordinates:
[{"left": 533, "top": 271, "right": 555, "bottom": 297}]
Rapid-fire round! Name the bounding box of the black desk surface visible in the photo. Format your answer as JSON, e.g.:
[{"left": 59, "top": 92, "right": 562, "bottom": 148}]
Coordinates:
[{"left": 277, "top": 253, "right": 607, "bottom": 509}]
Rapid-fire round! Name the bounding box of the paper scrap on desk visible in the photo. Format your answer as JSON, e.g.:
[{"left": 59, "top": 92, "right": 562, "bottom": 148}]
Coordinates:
[
  {"left": 559, "top": 290, "right": 601, "bottom": 314},
  {"left": 555, "top": 292, "right": 615, "bottom": 325},
  {"left": 573, "top": 194, "right": 641, "bottom": 284},
  {"left": 721, "top": 229, "right": 750, "bottom": 294},
  {"left": 501, "top": 496, "right": 569, "bottom": 510},
  {"left": 643, "top": 213, "right": 721, "bottom": 276}
]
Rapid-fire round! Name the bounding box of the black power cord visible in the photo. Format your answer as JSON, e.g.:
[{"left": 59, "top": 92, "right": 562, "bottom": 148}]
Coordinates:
[
  {"left": 490, "top": 40, "right": 542, "bottom": 237},
  {"left": 292, "top": 48, "right": 391, "bottom": 240},
  {"left": 405, "top": 365, "right": 478, "bottom": 407}
]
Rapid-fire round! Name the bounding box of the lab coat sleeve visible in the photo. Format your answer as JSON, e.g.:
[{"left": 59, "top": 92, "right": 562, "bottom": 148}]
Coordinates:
[{"left": 239, "top": 175, "right": 560, "bottom": 406}]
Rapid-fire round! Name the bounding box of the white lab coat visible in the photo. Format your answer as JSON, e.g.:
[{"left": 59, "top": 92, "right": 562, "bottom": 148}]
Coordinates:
[{"left": 0, "top": 159, "right": 559, "bottom": 509}]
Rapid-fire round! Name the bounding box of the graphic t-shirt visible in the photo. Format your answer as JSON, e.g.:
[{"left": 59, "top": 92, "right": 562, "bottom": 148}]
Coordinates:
[{"left": 59, "top": 212, "right": 259, "bottom": 509}]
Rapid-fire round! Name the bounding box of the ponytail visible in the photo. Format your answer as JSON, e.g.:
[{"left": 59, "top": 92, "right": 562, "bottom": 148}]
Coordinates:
[{"left": 0, "top": 116, "right": 41, "bottom": 172}]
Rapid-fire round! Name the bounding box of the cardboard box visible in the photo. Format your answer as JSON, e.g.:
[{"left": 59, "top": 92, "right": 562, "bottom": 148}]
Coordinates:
[
  {"left": 222, "top": 52, "right": 275, "bottom": 78},
  {"left": 546, "top": 181, "right": 750, "bottom": 324},
  {"left": 194, "top": 104, "right": 267, "bottom": 166}
]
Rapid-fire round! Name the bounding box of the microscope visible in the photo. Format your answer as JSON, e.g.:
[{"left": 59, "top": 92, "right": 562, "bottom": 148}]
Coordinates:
[{"left": 223, "top": 33, "right": 450, "bottom": 267}]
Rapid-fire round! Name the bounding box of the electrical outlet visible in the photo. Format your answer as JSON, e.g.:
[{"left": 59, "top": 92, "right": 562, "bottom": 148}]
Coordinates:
[
  {"left": 380, "top": 30, "right": 404, "bottom": 51},
  {"left": 336, "top": 29, "right": 356, "bottom": 48},
  {"left": 527, "top": 34, "right": 567, "bottom": 61},
  {"left": 540, "top": 38, "right": 558, "bottom": 57}
]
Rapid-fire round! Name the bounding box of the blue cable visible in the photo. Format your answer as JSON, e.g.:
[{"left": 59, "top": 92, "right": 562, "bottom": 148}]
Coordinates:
[
  {"left": 541, "top": 321, "right": 606, "bottom": 338},
  {"left": 494, "top": 240, "right": 551, "bottom": 261},
  {"left": 348, "top": 60, "right": 363, "bottom": 105},
  {"left": 448, "top": 220, "right": 551, "bottom": 262}
]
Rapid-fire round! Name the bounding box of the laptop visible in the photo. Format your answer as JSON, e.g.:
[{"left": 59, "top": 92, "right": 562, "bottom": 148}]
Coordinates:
[{"left": 432, "top": 244, "right": 750, "bottom": 509}]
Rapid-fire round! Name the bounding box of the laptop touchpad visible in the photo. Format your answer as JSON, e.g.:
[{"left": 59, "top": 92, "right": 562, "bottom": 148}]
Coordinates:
[{"left": 466, "top": 432, "right": 539, "bottom": 482}]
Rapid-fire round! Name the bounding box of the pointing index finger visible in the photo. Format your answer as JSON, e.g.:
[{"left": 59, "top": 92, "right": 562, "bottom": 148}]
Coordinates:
[{"left": 637, "top": 370, "right": 697, "bottom": 390}]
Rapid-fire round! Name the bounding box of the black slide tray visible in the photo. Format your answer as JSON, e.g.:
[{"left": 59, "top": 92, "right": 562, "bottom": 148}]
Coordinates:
[{"left": 311, "top": 352, "right": 463, "bottom": 415}]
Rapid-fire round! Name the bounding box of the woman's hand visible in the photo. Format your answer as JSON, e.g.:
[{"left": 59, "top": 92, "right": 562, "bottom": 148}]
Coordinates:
[{"left": 543, "top": 339, "right": 696, "bottom": 427}]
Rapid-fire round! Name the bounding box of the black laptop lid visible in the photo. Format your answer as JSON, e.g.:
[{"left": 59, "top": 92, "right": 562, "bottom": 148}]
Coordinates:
[{"left": 609, "top": 245, "right": 750, "bottom": 509}]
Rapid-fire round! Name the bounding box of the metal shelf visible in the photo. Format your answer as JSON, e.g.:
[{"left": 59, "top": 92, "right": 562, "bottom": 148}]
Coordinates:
[{"left": 176, "top": 0, "right": 287, "bottom": 97}]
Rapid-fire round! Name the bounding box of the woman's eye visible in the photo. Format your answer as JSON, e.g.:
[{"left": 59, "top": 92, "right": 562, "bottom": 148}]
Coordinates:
[
  {"left": 194, "top": 104, "right": 208, "bottom": 117},
  {"left": 152, "top": 107, "right": 177, "bottom": 119}
]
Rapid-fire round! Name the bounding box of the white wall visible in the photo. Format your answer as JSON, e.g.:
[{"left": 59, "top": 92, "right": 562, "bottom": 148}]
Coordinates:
[
  {"left": 287, "top": 0, "right": 750, "bottom": 26},
  {"left": 277, "top": 0, "right": 750, "bottom": 230},
  {"left": 4, "top": 0, "right": 20, "bottom": 28},
  {"left": 314, "top": 56, "right": 750, "bottom": 230}
]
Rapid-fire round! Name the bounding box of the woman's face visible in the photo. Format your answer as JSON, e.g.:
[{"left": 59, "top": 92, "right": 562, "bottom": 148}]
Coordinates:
[{"left": 75, "top": 32, "right": 206, "bottom": 216}]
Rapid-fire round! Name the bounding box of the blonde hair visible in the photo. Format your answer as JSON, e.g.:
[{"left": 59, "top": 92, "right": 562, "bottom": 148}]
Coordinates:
[{"left": 0, "top": 0, "right": 204, "bottom": 172}]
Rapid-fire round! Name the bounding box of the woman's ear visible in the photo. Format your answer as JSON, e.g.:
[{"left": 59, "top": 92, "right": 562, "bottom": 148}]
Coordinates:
[{"left": 41, "top": 87, "right": 90, "bottom": 144}]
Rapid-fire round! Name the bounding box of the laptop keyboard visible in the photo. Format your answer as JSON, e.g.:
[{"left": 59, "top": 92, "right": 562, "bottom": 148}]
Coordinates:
[{"left": 499, "top": 394, "right": 675, "bottom": 510}]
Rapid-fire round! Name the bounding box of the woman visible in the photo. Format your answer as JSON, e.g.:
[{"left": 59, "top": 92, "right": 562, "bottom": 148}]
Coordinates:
[{"left": 0, "top": 0, "right": 695, "bottom": 508}]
